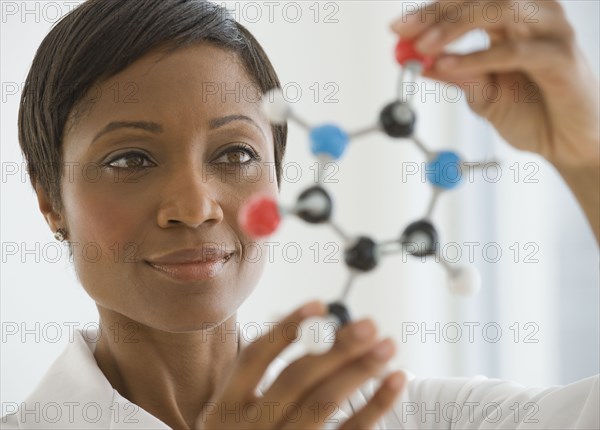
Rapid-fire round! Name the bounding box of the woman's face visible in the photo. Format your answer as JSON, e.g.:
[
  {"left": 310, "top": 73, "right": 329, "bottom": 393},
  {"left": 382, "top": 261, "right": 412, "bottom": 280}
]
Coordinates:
[{"left": 53, "top": 43, "right": 277, "bottom": 331}]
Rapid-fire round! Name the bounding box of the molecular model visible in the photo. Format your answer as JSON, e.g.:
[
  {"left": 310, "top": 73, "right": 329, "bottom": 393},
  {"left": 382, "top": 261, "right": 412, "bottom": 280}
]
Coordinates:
[{"left": 239, "top": 39, "right": 489, "bottom": 350}]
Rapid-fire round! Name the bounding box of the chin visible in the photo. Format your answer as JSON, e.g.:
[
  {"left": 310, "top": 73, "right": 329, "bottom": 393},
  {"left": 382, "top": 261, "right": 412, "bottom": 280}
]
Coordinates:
[
  {"left": 139, "top": 294, "right": 244, "bottom": 334},
  {"left": 93, "top": 266, "right": 258, "bottom": 334}
]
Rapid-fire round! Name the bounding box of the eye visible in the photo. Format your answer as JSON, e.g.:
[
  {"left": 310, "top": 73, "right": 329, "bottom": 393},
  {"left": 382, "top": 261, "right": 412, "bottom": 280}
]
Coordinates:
[
  {"left": 104, "top": 151, "right": 154, "bottom": 170},
  {"left": 213, "top": 144, "right": 260, "bottom": 165}
]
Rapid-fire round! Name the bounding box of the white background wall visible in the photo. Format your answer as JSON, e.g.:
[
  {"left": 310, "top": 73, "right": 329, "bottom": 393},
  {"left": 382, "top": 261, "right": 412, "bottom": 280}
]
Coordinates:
[{"left": 2, "top": 0, "right": 599, "bottom": 409}]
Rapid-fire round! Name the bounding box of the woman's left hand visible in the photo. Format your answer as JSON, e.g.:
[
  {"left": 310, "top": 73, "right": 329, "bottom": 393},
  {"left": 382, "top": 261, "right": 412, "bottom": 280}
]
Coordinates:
[{"left": 390, "top": 0, "right": 599, "bottom": 169}]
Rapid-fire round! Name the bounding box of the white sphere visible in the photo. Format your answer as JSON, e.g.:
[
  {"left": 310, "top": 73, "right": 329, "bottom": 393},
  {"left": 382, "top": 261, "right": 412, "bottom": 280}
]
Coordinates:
[
  {"left": 261, "top": 89, "right": 290, "bottom": 124},
  {"left": 447, "top": 266, "right": 481, "bottom": 296},
  {"left": 298, "top": 315, "right": 340, "bottom": 355}
]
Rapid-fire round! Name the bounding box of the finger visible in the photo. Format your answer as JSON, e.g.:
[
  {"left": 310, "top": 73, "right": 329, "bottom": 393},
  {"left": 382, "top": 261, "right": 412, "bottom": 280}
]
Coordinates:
[
  {"left": 280, "top": 338, "right": 397, "bottom": 430},
  {"left": 413, "top": 1, "right": 519, "bottom": 56},
  {"left": 221, "top": 300, "right": 327, "bottom": 402},
  {"left": 432, "top": 39, "right": 575, "bottom": 85},
  {"left": 422, "top": 61, "right": 489, "bottom": 88},
  {"left": 392, "top": 0, "right": 571, "bottom": 56},
  {"left": 337, "top": 371, "right": 406, "bottom": 430},
  {"left": 261, "top": 318, "right": 381, "bottom": 408},
  {"left": 425, "top": 0, "right": 577, "bottom": 55},
  {"left": 390, "top": 0, "right": 463, "bottom": 39},
  {"left": 487, "top": 28, "right": 506, "bottom": 46}
]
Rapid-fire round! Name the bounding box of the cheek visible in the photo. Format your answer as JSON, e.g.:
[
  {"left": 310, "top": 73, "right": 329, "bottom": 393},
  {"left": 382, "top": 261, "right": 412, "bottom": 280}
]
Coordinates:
[
  {"left": 220, "top": 170, "right": 277, "bottom": 280},
  {"left": 62, "top": 177, "right": 150, "bottom": 265},
  {"left": 60, "top": 183, "right": 147, "bottom": 312},
  {"left": 62, "top": 180, "right": 152, "bottom": 315}
]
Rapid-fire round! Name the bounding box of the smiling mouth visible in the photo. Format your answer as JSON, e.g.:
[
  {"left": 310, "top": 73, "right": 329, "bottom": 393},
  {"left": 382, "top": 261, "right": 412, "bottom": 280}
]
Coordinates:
[{"left": 145, "top": 254, "right": 232, "bottom": 283}]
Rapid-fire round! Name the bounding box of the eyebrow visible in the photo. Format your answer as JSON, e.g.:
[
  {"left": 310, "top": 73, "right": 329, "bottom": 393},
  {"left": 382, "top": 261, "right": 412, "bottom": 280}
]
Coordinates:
[
  {"left": 91, "top": 121, "right": 163, "bottom": 144},
  {"left": 209, "top": 115, "right": 264, "bottom": 137},
  {"left": 91, "top": 115, "right": 265, "bottom": 145}
]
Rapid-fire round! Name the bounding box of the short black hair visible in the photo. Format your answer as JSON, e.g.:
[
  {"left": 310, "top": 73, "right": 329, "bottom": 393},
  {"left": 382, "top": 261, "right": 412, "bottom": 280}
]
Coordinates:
[{"left": 19, "top": 0, "right": 287, "bottom": 216}]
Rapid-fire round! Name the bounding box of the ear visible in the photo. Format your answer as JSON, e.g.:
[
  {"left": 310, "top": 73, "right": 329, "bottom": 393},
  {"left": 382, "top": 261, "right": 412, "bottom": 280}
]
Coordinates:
[{"left": 34, "top": 181, "right": 64, "bottom": 232}]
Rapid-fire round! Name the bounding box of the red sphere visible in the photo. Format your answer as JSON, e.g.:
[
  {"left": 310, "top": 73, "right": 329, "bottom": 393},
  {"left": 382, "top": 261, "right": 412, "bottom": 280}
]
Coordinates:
[
  {"left": 395, "top": 39, "right": 434, "bottom": 70},
  {"left": 239, "top": 195, "right": 281, "bottom": 238}
]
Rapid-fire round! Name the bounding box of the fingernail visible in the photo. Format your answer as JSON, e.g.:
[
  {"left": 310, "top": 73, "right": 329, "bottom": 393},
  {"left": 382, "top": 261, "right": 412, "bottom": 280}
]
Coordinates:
[
  {"left": 373, "top": 338, "right": 394, "bottom": 359},
  {"left": 299, "top": 301, "right": 324, "bottom": 317},
  {"left": 386, "top": 372, "right": 404, "bottom": 390},
  {"left": 352, "top": 319, "right": 375, "bottom": 340},
  {"left": 416, "top": 27, "right": 441, "bottom": 53},
  {"left": 391, "top": 13, "right": 418, "bottom": 31},
  {"left": 437, "top": 56, "right": 458, "bottom": 70}
]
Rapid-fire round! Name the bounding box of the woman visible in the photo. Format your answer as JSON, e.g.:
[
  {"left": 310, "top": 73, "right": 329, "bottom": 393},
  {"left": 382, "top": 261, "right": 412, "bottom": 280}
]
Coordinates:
[{"left": 2, "top": 0, "right": 598, "bottom": 429}]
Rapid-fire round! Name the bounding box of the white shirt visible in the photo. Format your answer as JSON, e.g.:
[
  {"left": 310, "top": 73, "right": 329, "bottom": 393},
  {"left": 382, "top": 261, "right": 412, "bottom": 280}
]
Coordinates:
[{"left": 2, "top": 328, "right": 598, "bottom": 429}]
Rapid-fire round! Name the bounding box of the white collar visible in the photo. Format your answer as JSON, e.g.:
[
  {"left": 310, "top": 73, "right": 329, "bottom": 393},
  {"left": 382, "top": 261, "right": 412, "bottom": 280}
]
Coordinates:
[{"left": 10, "top": 327, "right": 171, "bottom": 429}]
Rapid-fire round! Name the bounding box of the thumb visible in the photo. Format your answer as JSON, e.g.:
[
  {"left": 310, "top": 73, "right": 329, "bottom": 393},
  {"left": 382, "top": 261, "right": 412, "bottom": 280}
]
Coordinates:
[{"left": 421, "top": 68, "right": 493, "bottom": 115}]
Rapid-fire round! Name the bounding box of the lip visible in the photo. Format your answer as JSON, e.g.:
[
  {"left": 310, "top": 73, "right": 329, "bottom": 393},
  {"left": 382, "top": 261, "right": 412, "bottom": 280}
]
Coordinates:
[
  {"left": 146, "top": 247, "right": 234, "bottom": 264},
  {"left": 145, "top": 254, "right": 231, "bottom": 282}
]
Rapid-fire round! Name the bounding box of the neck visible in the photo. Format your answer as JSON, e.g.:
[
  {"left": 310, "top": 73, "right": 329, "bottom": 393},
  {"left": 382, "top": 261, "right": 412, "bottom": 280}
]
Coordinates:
[{"left": 93, "top": 307, "right": 240, "bottom": 430}]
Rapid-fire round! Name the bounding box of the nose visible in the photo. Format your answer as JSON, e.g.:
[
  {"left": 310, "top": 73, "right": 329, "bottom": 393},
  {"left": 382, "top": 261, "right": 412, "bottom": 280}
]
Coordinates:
[{"left": 156, "top": 166, "right": 225, "bottom": 229}]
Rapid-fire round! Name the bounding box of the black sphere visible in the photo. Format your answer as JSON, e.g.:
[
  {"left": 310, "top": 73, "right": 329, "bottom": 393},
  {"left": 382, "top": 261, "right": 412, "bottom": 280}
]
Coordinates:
[
  {"left": 328, "top": 301, "right": 352, "bottom": 326},
  {"left": 380, "top": 101, "right": 416, "bottom": 138},
  {"left": 296, "top": 186, "right": 333, "bottom": 224},
  {"left": 401, "top": 219, "right": 438, "bottom": 257},
  {"left": 344, "top": 236, "right": 379, "bottom": 272}
]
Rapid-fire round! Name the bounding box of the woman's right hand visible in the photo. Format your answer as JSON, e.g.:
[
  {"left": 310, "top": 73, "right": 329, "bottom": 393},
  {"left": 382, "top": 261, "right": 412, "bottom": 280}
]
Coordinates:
[{"left": 195, "top": 301, "right": 406, "bottom": 429}]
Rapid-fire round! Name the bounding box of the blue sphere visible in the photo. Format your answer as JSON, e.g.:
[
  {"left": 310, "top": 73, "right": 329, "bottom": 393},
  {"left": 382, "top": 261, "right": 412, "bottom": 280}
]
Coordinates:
[
  {"left": 426, "top": 151, "right": 463, "bottom": 189},
  {"left": 309, "top": 124, "right": 349, "bottom": 160}
]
